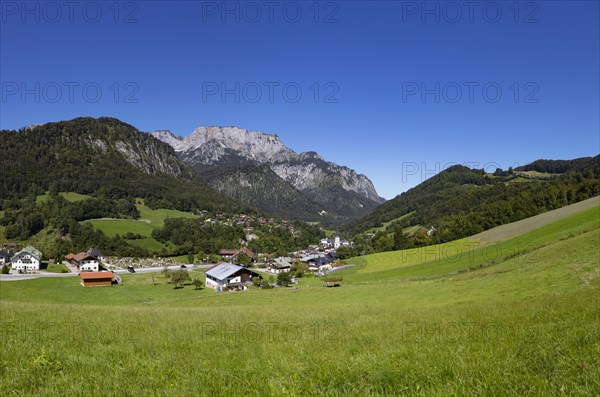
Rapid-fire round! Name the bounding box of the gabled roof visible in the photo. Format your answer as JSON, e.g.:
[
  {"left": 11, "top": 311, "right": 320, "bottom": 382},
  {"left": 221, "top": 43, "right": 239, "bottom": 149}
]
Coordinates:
[
  {"left": 271, "top": 257, "right": 292, "bottom": 268},
  {"left": 87, "top": 247, "right": 103, "bottom": 257},
  {"left": 80, "top": 272, "right": 113, "bottom": 280},
  {"left": 205, "top": 262, "right": 245, "bottom": 281},
  {"left": 73, "top": 252, "right": 97, "bottom": 263},
  {"left": 14, "top": 246, "right": 42, "bottom": 261}
]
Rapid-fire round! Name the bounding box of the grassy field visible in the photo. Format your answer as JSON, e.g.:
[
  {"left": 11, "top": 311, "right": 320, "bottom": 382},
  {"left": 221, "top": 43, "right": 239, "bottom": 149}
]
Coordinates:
[
  {"left": 36, "top": 192, "right": 92, "bottom": 203},
  {"left": 1, "top": 202, "right": 599, "bottom": 396},
  {"left": 83, "top": 204, "right": 198, "bottom": 251},
  {"left": 364, "top": 211, "right": 416, "bottom": 234}
]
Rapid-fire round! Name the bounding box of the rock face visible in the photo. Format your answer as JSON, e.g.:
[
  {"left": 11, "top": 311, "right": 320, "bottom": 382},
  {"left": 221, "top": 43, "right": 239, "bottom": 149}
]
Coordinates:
[{"left": 151, "top": 126, "right": 385, "bottom": 221}]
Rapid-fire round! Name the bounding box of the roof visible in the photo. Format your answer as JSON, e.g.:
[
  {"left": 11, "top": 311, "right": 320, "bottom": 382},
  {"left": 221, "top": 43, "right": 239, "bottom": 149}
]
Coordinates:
[
  {"left": 324, "top": 278, "right": 342, "bottom": 283},
  {"left": 87, "top": 247, "right": 103, "bottom": 257},
  {"left": 14, "top": 246, "right": 42, "bottom": 261},
  {"left": 271, "top": 257, "right": 292, "bottom": 268},
  {"left": 73, "top": 252, "right": 97, "bottom": 263},
  {"left": 80, "top": 272, "right": 114, "bottom": 280},
  {"left": 205, "top": 262, "right": 245, "bottom": 280},
  {"left": 219, "top": 247, "right": 255, "bottom": 258}
]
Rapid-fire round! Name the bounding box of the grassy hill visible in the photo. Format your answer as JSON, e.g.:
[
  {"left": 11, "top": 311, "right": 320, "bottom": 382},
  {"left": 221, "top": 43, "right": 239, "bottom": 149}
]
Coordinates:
[{"left": 1, "top": 203, "right": 599, "bottom": 395}]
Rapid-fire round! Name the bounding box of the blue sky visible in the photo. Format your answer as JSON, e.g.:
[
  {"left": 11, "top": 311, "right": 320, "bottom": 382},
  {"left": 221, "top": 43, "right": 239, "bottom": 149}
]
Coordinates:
[{"left": 1, "top": 1, "right": 598, "bottom": 199}]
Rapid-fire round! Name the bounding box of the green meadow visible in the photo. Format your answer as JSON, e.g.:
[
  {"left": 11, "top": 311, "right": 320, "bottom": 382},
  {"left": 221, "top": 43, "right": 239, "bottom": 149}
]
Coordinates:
[
  {"left": 1, "top": 204, "right": 599, "bottom": 396},
  {"left": 82, "top": 203, "right": 198, "bottom": 251},
  {"left": 36, "top": 192, "right": 92, "bottom": 204}
]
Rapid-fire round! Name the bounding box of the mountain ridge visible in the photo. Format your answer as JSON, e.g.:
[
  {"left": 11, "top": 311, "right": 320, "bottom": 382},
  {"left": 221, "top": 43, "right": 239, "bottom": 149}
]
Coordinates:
[{"left": 151, "top": 125, "right": 385, "bottom": 221}]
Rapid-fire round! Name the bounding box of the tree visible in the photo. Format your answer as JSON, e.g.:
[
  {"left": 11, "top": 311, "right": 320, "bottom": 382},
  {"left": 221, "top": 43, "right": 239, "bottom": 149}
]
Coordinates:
[
  {"left": 1, "top": 264, "right": 10, "bottom": 274},
  {"left": 191, "top": 278, "right": 203, "bottom": 290},
  {"left": 161, "top": 266, "right": 171, "bottom": 278},
  {"left": 252, "top": 276, "right": 262, "bottom": 287},
  {"left": 187, "top": 252, "right": 195, "bottom": 264},
  {"left": 260, "top": 279, "right": 272, "bottom": 289},
  {"left": 393, "top": 225, "right": 411, "bottom": 250},
  {"left": 335, "top": 246, "right": 356, "bottom": 260},
  {"left": 235, "top": 252, "right": 251, "bottom": 267},
  {"left": 277, "top": 271, "right": 293, "bottom": 287},
  {"left": 170, "top": 269, "right": 191, "bottom": 288}
]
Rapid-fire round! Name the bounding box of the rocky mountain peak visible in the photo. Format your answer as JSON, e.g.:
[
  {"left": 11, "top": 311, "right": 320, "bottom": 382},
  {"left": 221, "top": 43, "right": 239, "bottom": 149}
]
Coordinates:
[{"left": 152, "top": 124, "right": 386, "bottom": 219}]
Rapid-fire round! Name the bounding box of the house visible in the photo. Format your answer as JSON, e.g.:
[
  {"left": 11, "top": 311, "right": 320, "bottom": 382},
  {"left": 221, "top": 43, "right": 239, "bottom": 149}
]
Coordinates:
[
  {"left": 0, "top": 249, "right": 11, "bottom": 265},
  {"left": 80, "top": 271, "right": 114, "bottom": 287},
  {"left": 219, "top": 247, "right": 255, "bottom": 262},
  {"left": 11, "top": 246, "right": 42, "bottom": 272},
  {"left": 306, "top": 256, "right": 333, "bottom": 273},
  {"left": 268, "top": 257, "right": 292, "bottom": 274},
  {"left": 204, "top": 262, "right": 262, "bottom": 291},
  {"left": 68, "top": 252, "right": 99, "bottom": 272},
  {"left": 86, "top": 247, "right": 104, "bottom": 262}
]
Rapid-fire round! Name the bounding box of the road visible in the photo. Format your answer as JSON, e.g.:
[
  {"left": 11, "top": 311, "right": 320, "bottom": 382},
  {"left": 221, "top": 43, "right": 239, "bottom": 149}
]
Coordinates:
[{"left": 0, "top": 264, "right": 212, "bottom": 282}]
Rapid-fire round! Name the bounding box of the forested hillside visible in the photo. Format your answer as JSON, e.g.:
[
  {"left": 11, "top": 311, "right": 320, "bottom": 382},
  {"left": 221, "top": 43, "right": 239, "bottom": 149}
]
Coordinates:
[
  {"left": 341, "top": 161, "right": 600, "bottom": 256},
  {"left": 0, "top": 117, "right": 243, "bottom": 213}
]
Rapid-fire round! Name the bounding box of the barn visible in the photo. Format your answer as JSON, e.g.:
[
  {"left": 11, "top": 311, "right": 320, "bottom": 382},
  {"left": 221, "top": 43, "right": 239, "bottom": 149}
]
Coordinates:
[{"left": 80, "top": 272, "right": 114, "bottom": 287}]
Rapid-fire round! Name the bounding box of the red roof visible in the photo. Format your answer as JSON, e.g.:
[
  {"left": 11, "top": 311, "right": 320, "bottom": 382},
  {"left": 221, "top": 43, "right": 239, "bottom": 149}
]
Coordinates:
[
  {"left": 324, "top": 278, "right": 343, "bottom": 283},
  {"left": 73, "top": 252, "right": 96, "bottom": 263},
  {"left": 80, "top": 272, "right": 113, "bottom": 280}
]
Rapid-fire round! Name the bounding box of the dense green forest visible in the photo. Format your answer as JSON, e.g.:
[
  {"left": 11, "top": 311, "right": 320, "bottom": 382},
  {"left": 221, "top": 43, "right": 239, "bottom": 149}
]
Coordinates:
[
  {"left": 341, "top": 160, "right": 600, "bottom": 257},
  {"left": 0, "top": 193, "right": 149, "bottom": 258}
]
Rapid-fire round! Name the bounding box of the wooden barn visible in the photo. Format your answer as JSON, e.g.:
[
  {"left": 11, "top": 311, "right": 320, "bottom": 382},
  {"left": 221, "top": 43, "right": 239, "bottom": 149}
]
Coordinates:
[{"left": 80, "top": 272, "right": 114, "bottom": 287}]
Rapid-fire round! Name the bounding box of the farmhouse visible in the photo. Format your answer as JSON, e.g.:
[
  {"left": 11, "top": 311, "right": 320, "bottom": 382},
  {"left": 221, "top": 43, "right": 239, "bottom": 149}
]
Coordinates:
[
  {"left": 67, "top": 252, "right": 100, "bottom": 272},
  {"left": 80, "top": 271, "right": 114, "bottom": 287},
  {"left": 87, "top": 247, "right": 104, "bottom": 262},
  {"left": 268, "top": 257, "right": 292, "bottom": 274},
  {"left": 11, "top": 246, "right": 42, "bottom": 272},
  {"left": 219, "top": 247, "right": 255, "bottom": 262},
  {"left": 204, "top": 262, "right": 262, "bottom": 291},
  {"left": 0, "top": 249, "right": 11, "bottom": 265}
]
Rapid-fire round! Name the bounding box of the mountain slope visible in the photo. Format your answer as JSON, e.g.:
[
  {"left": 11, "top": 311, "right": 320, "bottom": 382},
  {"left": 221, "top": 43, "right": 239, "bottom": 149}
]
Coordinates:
[
  {"left": 151, "top": 126, "right": 384, "bottom": 221},
  {"left": 0, "top": 117, "right": 242, "bottom": 212},
  {"left": 515, "top": 155, "right": 600, "bottom": 175},
  {"left": 344, "top": 159, "right": 600, "bottom": 241}
]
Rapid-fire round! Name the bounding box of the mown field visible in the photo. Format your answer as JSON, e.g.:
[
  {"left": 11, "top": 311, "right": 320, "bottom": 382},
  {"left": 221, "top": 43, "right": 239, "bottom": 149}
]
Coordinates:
[
  {"left": 83, "top": 203, "right": 198, "bottom": 251},
  {"left": 1, "top": 204, "right": 599, "bottom": 396},
  {"left": 36, "top": 192, "right": 92, "bottom": 203}
]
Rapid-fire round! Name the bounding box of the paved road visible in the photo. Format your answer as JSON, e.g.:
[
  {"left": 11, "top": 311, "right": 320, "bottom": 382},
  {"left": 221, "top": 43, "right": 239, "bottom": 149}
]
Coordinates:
[{"left": 0, "top": 264, "right": 212, "bottom": 282}]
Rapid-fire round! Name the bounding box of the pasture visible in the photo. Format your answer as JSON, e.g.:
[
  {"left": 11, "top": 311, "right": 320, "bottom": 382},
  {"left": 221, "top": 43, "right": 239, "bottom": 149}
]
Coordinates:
[{"left": 1, "top": 203, "right": 598, "bottom": 396}]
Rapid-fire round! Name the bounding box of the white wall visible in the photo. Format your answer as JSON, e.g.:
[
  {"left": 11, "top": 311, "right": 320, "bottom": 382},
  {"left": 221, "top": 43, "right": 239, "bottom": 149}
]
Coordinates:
[
  {"left": 11, "top": 254, "right": 40, "bottom": 271},
  {"left": 80, "top": 259, "right": 99, "bottom": 272}
]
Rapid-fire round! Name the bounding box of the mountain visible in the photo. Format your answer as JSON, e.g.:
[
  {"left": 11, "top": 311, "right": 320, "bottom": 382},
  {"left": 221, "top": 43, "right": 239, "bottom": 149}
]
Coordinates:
[
  {"left": 0, "top": 117, "right": 244, "bottom": 213},
  {"left": 344, "top": 158, "right": 600, "bottom": 241},
  {"left": 151, "top": 126, "right": 385, "bottom": 221}
]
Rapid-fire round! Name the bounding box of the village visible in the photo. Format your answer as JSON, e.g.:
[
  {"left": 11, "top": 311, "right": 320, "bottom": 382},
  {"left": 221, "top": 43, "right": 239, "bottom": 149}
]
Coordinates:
[{"left": 0, "top": 233, "right": 353, "bottom": 290}]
